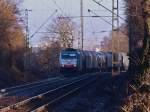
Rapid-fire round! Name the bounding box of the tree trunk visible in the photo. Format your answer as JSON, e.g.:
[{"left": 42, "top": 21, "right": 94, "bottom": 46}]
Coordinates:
[
  {"left": 125, "top": 0, "right": 150, "bottom": 75},
  {"left": 142, "top": 0, "right": 150, "bottom": 68}
]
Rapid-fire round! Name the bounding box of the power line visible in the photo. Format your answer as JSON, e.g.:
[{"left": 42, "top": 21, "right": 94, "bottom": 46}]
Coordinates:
[
  {"left": 92, "top": 0, "right": 125, "bottom": 21},
  {"left": 88, "top": 10, "right": 97, "bottom": 40},
  {"left": 51, "top": 0, "right": 64, "bottom": 14},
  {"left": 88, "top": 9, "right": 112, "bottom": 25},
  {"left": 57, "top": 15, "right": 143, "bottom": 19},
  {"left": 30, "top": 9, "right": 58, "bottom": 39},
  {"left": 92, "top": 31, "right": 110, "bottom": 33},
  {"left": 89, "top": 2, "right": 126, "bottom": 35},
  {"left": 37, "top": 31, "right": 73, "bottom": 34},
  {"left": 58, "top": 15, "right": 112, "bottom": 19}
]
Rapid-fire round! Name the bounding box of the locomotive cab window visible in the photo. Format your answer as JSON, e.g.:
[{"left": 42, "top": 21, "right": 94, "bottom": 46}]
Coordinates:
[{"left": 61, "top": 54, "right": 77, "bottom": 59}]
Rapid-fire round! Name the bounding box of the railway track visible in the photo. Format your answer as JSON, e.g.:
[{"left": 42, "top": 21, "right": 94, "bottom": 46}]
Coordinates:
[
  {"left": 0, "top": 75, "right": 90, "bottom": 108},
  {"left": 0, "top": 74, "right": 97, "bottom": 112},
  {"left": 0, "top": 75, "right": 88, "bottom": 99},
  {"left": 0, "top": 77, "right": 62, "bottom": 93},
  {"left": 0, "top": 77, "right": 65, "bottom": 98}
]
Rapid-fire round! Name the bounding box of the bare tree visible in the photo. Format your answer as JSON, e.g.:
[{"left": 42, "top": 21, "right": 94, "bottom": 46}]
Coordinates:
[
  {"left": 31, "top": 41, "right": 61, "bottom": 73},
  {"left": 47, "top": 15, "right": 76, "bottom": 49},
  {"left": 31, "top": 15, "right": 78, "bottom": 73},
  {"left": 101, "top": 36, "right": 112, "bottom": 52},
  {"left": 101, "top": 24, "right": 128, "bottom": 53}
]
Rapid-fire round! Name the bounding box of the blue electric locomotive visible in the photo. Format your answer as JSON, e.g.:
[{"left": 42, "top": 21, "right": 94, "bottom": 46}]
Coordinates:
[
  {"left": 59, "top": 48, "right": 106, "bottom": 73},
  {"left": 59, "top": 48, "right": 129, "bottom": 73}
]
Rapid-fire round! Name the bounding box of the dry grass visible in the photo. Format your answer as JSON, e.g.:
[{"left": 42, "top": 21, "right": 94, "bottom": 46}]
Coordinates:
[
  {"left": 122, "top": 69, "right": 150, "bottom": 112},
  {"left": 0, "top": 96, "right": 28, "bottom": 109}
]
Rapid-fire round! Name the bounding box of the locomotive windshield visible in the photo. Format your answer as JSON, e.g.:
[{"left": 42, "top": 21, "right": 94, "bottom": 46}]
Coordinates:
[{"left": 61, "top": 53, "right": 77, "bottom": 59}]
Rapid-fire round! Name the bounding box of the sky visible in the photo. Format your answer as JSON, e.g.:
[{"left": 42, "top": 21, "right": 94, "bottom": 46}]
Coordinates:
[{"left": 21, "top": 0, "right": 126, "bottom": 49}]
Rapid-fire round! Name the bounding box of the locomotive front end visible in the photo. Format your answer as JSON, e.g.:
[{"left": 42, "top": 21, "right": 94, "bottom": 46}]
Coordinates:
[{"left": 60, "top": 51, "right": 77, "bottom": 72}]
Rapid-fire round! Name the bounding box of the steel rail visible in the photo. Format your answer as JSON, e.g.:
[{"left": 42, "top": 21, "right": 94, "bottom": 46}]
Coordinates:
[
  {"left": 0, "top": 77, "right": 65, "bottom": 98},
  {"left": 0, "top": 75, "right": 91, "bottom": 98},
  {"left": 32, "top": 77, "right": 96, "bottom": 112},
  {"left": 0, "top": 75, "right": 93, "bottom": 112},
  {"left": 0, "top": 77, "right": 61, "bottom": 93}
]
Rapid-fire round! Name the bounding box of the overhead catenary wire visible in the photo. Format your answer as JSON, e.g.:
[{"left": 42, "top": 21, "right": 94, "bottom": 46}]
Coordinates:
[
  {"left": 92, "top": 0, "right": 125, "bottom": 21},
  {"left": 30, "top": 9, "right": 58, "bottom": 39},
  {"left": 88, "top": 4, "right": 127, "bottom": 36},
  {"left": 88, "top": 9, "right": 112, "bottom": 25},
  {"left": 58, "top": 15, "right": 112, "bottom": 19},
  {"left": 88, "top": 10, "right": 97, "bottom": 39},
  {"left": 51, "top": 0, "right": 64, "bottom": 14}
]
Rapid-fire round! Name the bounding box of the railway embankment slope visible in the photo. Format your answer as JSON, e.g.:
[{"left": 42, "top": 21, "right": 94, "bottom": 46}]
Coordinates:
[{"left": 53, "top": 72, "right": 138, "bottom": 112}]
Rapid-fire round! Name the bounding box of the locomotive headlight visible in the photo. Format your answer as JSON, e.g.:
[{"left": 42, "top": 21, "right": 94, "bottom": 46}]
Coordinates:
[{"left": 61, "top": 64, "right": 64, "bottom": 67}]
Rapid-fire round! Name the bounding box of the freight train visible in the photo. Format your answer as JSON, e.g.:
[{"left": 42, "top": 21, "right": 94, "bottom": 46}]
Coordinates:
[{"left": 59, "top": 48, "right": 129, "bottom": 73}]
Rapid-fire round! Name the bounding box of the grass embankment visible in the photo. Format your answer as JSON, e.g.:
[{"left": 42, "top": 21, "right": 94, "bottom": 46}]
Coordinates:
[
  {"left": 104, "top": 71, "right": 149, "bottom": 112},
  {"left": 0, "top": 66, "right": 37, "bottom": 89},
  {"left": 122, "top": 69, "right": 150, "bottom": 112}
]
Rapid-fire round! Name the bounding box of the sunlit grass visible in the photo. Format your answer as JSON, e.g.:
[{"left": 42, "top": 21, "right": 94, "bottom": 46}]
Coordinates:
[{"left": 122, "top": 69, "right": 150, "bottom": 112}]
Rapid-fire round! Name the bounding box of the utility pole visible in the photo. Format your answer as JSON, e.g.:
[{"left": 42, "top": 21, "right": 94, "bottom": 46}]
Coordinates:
[
  {"left": 25, "top": 9, "right": 31, "bottom": 70},
  {"left": 112, "top": 0, "right": 120, "bottom": 75},
  {"left": 78, "top": 31, "right": 81, "bottom": 49},
  {"left": 80, "top": 0, "right": 84, "bottom": 50},
  {"left": 92, "top": 0, "right": 121, "bottom": 75}
]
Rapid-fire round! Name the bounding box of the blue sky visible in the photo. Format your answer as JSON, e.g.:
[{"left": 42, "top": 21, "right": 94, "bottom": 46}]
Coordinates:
[{"left": 21, "top": 0, "right": 125, "bottom": 49}]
